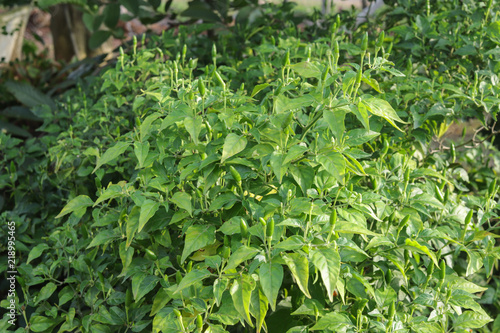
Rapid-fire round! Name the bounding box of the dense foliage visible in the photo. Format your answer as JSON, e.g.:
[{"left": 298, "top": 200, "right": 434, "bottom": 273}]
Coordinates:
[{"left": 1, "top": 0, "right": 500, "bottom": 332}]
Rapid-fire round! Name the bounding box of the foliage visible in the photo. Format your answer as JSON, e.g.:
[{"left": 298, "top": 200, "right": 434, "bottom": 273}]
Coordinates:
[{"left": 1, "top": 0, "right": 500, "bottom": 332}]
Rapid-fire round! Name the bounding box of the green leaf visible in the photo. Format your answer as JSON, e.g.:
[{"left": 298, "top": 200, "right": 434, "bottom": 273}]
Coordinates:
[
  {"left": 174, "top": 269, "right": 212, "bottom": 294},
  {"left": 345, "top": 129, "right": 379, "bottom": 146},
  {"left": 221, "top": 133, "right": 247, "bottom": 163},
  {"left": 184, "top": 116, "right": 202, "bottom": 145},
  {"left": 27, "top": 243, "right": 49, "bottom": 264},
  {"left": 251, "top": 83, "right": 270, "bottom": 97},
  {"left": 412, "top": 322, "right": 443, "bottom": 333},
  {"left": 447, "top": 275, "right": 487, "bottom": 294},
  {"left": 214, "top": 278, "right": 229, "bottom": 307},
  {"left": 290, "top": 62, "right": 322, "bottom": 78},
  {"left": 275, "top": 94, "right": 314, "bottom": 113},
  {"left": 230, "top": 274, "right": 256, "bottom": 327},
  {"left": 4, "top": 81, "right": 56, "bottom": 110},
  {"left": 362, "top": 97, "right": 407, "bottom": 132},
  {"left": 283, "top": 253, "right": 311, "bottom": 298},
  {"left": 139, "top": 200, "right": 160, "bottom": 233},
  {"left": 283, "top": 145, "right": 308, "bottom": 165},
  {"left": 140, "top": 113, "right": 161, "bottom": 141},
  {"left": 275, "top": 235, "right": 305, "bottom": 251},
  {"left": 134, "top": 141, "right": 150, "bottom": 168},
  {"left": 404, "top": 239, "right": 439, "bottom": 267},
  {"left": 181, "top": 225, "right": 216, "bottom": 263},
  {"left": 30, "top": 316, "right": 58, "bottom": 332},
  {"left": 310, "top": 312, "right": 353, "bottom": 331},
  {"left": 352, "top": 103, "right": 370, "bottom": 130},
  {"left": 289, "top": 165, "right": 315, "bottom": 196},
  {"left": 209, "top": 192, "right": 239, "bottom": 211},
  {"left": 103, "top": 3, "right": 120, "bottom": 28},
  {"left": 171, "top": 192, "right": 193, "bottom": 216},
  {"left": 324, "top": 108, "right": 346, "bottom": 142},
  {"left": 87, "top": 229, "right": 120, "bottom": 248},
  {"left": 56, "top": 195, "right": 93, "bottom": 218},
  {"left": 36, "top": 282, "right": 57, "bottom": 305},
  {"left": 225, "top": 245, "right": 261, "bottom": 271},
  {"left": 310, "top": 246, "right": 341, "bottom": 302},
  {"left": 126, "top": 206, "right": 140, "bottom": 248},
  {"left": 94, "top": 184, "right": 124, "bottom": 206},
  {"left": 270, "top": 151, "right": 287, "bottom": 184},
  {"left": 89, "top": 30, "right": 112, "bottom": 50},
  {"left": 131, "top": 273, "right": 160, "bottom": 302},
  {"left": 250, "top": 288, "right": 268, "bottom": 333},
  {"left": 316, "top": 152, "right": 345, "bottom": 184},
  {"left": 259, "top": 262, "right": 283, "bottom": 311},
  {"left": 93, "top": 141, "right": 131, "bottom": 173},
  {"left": 454, "top": 311, "right": 492, "bottom": 329},
  {"left": 336, "top": 220, "right": 380, "bottom": 236},
  {"left": 152, "top": 308, "right": 182, "bottom": 333}
]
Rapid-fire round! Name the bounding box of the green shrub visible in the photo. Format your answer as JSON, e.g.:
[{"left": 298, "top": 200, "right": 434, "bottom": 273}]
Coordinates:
[{"left": 1, "top": 1, "right": 500, "bottom": 332}]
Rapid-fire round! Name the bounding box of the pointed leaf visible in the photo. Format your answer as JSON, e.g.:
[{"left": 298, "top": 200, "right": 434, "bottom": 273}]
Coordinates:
[
  {"left": 138, "top": 200, "right": 160, "bottom": 233},
  {"left": 230, "top": 275, "right": 255, "bottom": 327},
  {"left": 224, "top": 245, "right": 261, "bottom": 271},
  {"left": 221, "top": 133, "right": 247, "bottom": 163},
  {"left": 250, "top": 288, "right": 268, "bottom": 333},
  {"left": 259, "top": 262, "right": 283, "bottom": 311},
  {"left": 310, "top": 246, "right": 341, "bottom": 302},
  {"left": 93, "top": 142, "right": 131, "bottom": 173},
  {"left": 184, "top": 116, "right": 202, "bottom": 145},
  {"left": 174, "top": 269, "right": 212, "bottom": 294},
  {"left": 171, "top": 192, "right": 193, "bottom": 216},
  {"left": 362, "top": 97, "right": 407, "bottom": 132},
  {"left": 181, "top": 225, "right": 216, "bottom": 263},
  {"left": 324, "top": 108, "right": 346, "bottom": 142},
  {"left": 283, "top": 253, "right": 311, "bottom": 298},
  {"left": 56, "top": 195, "right": 93, "bottom": 218}
]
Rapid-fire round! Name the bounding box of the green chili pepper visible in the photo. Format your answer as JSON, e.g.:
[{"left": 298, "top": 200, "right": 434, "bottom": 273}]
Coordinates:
[
  {"left": 274, "top": 80, "right": 283, "bottom": 96},
  {"left": 240, "top": 218, "right": 248, "bottom": 239},
  {"left": 434, "top": 184, "right": 444, "bottom": 203},
  {"left": 215, "top": 71, "right": 225, "bottom": 89},
  {"left": 361, "top": 32, "right": 368, "bottom": 52},
  {"left": 212, "top": 44, "right": 217, "bottom": 64},
  {"left": 198, "top": 78, "right": 206, "bottom": 96},
  {"left": 176, "top": 270, "right": 182, "bottom": 284},
  {"left": 125, "top": 288, "right": 133, "bottom": 308},
  {"left": 196, "top": 314, "right": 203, "bottom": 330},
  {"left": 381, "top": 137, "right": 389, "bottom": 156},
  {"left": 284, "top": 48, "right": 290, "bottom": 66},
  {"left": 461, "top": 209, "right": 473, "bottom": 242},
  {"left": 385, "top": 269, "right": 393, "bottom": 285},
  {"left": 321, "top": 66, "right": 329, "bottom": 82},
  {"left": 404, "top": 168, "right": 410, "bottom": 183},
  {"left": 387, "top": 41, "right": 393, "bottom": 55},
  {"left": 145, "top": 248, "right": 158, "bottom": 261},
  {"left": 489, "top": 178, "right": 497, "bottom": 196},
  {"left": 266, "top": 218, "right": 275, "bottom": 239},
  {"left": 450, "top": 142, "right": 456, "bottom": 163},
  {"left": 376, "top": 31, "right": 385, "bottom": 49},
  {"left": 222, "top": 246, "right": 230, "bottom": 259},
  {"left": 186, "top": 261, "right": 192, "bottom": 273},
  {"left": 388, "top": 301, "right": 395, "bottom": 319},
  {"left": 229, "top": 166, "right": 242, "bottom": 186},
  {"left": 259, "top": 217, "right": 267, "bottom": 228},
  {"left": 174, "top": 309, "right": 182, "bottom": 318},
  {"left": 400, "top": 215, "right": 410, "bottom": 228},
  {"left": 355, "top": 69, "right": 363, "bottom": 86},
  {"left": 439, "top": 259, "right": 446, "bottom": 282}
]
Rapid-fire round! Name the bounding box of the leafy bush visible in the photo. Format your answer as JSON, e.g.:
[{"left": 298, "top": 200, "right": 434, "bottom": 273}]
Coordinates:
[{"left": 1, "top": 1, "right": 500, "bottom": 332}]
